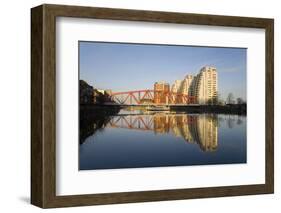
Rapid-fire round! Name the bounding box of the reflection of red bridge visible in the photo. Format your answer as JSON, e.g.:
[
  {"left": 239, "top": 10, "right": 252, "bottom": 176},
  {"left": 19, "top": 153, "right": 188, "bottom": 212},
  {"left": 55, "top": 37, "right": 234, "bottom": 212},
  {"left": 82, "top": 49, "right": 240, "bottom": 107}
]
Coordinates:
[
  {"left": 108, "top": 114, "right": 197, "bottom": 131},
  {"left": 110, "top": 90, "right": 196, "bottom": 105},
  {"left": 109, "top": 115, "right": 154, "bottom": 131}
]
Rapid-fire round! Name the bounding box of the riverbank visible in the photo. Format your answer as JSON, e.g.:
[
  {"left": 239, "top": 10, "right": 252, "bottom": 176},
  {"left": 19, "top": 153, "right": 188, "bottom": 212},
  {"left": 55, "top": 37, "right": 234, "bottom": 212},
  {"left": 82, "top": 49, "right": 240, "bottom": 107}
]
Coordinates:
[
  {"left": 170, "top": 104, "right": 246, "bottom": 115},
  {"left": 80, "top": 104, "right": 121, "bottom": 114},
  {"left": 80, "top": 104, "right": 246, "bottom": 115}
]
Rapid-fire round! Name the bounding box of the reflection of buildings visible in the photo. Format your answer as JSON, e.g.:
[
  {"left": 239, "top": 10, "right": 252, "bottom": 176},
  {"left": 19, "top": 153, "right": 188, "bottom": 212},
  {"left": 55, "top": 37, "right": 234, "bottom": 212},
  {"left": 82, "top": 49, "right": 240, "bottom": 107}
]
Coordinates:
[
  {"left": 189, "top": 114, "right": 218, "bottom": 151},
  {"left": 108, "top": 113, "right": 218, "bottom": 152},
  {"left": 168, "top": 114, "right": 217, "bottom": 151},
  {"left": 170, "top": 115, "right": 195, "bottom": 143},
  {"left": 153, "top": 114, "right": 170, "bottom": 134}
]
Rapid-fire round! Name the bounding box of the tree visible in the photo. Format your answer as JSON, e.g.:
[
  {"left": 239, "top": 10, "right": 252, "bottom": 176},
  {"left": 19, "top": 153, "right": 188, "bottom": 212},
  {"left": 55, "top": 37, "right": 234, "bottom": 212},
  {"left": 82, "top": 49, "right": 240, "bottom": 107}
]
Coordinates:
[
  {"left": 227, "top": 93, "right": 235, "bottom": 104},
  {"left": 207, "top": 99, "right": 213, "bottom": 105},
  {"left": 207, "top": 96, "right": 218, "bottom": 105},
  {"left": 236, "top": 97, "right": 244, "bottom": 105},
  {"left": 217, "top": 92, "right": 224, "bottom": 105}
]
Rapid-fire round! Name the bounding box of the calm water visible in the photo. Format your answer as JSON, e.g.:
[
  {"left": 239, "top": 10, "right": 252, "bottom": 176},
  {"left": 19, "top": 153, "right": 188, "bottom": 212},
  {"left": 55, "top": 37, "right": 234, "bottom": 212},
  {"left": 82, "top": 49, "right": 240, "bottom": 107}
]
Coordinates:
[{"left": 79, "top": 109, "right": 246, "bottom": 170}]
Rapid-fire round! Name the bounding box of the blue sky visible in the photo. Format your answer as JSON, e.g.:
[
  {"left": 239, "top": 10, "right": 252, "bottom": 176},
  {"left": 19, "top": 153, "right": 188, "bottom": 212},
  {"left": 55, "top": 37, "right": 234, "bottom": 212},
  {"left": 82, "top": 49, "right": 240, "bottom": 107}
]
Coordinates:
[{"left": 79, "top": 41, "right": 246, "bottom": 101}]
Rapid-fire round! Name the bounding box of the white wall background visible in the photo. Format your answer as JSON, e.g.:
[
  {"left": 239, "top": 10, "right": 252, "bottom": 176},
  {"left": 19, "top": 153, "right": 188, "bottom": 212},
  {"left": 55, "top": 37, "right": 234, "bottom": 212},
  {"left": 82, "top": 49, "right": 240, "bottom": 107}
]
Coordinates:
[{"left": 0, "top": 0, "right": 279, "bottom": 212}]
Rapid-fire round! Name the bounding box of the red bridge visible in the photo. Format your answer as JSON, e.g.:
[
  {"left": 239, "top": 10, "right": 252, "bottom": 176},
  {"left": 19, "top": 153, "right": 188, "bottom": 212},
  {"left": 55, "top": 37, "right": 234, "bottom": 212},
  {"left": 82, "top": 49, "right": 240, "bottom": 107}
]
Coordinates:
[{"left": 110, "top": 89, "right": 196, "bottom": 105}]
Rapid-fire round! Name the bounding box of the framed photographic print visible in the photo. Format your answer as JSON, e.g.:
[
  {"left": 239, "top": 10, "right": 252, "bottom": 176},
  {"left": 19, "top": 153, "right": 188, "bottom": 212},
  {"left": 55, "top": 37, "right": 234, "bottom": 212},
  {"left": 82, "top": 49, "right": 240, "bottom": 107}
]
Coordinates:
[{"left": 31, "top": 4, "right": 274, "bottom": 208}]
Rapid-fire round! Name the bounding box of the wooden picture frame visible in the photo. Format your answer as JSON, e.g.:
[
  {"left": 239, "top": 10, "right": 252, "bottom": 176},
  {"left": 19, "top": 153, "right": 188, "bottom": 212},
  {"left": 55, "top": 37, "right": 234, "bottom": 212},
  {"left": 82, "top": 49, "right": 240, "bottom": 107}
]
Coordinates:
[{"left": 31, "top": 4, "right": 274, "bottom": 208}]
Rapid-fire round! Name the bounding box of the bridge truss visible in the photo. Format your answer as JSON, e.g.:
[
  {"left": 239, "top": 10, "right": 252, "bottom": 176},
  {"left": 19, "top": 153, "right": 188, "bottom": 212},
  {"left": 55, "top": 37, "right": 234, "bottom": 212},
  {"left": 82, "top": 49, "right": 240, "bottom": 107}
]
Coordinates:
[{"left": 110, "top": 89, "right": 196, "bottom": 105}]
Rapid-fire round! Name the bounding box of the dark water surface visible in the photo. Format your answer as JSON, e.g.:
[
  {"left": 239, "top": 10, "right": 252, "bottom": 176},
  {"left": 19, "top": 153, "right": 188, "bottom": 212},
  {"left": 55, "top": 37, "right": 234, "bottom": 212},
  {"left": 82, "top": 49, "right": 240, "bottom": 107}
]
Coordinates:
[{"left": 79, "top": 110, "right": 246, "bottom": 170}]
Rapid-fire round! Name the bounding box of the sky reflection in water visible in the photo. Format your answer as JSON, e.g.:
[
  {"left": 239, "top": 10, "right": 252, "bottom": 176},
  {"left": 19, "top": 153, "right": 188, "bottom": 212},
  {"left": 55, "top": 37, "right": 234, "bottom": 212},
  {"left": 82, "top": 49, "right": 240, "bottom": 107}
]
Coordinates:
[{"left": 79, "top": 112, "right": 246, "bottom": 170}]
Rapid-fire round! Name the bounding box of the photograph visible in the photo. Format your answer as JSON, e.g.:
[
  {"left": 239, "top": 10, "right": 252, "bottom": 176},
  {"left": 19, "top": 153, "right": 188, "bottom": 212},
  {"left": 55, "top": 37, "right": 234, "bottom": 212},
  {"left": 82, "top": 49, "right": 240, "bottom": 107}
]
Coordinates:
[{"left": 79, "top": 41, "right": 247, "bottom": 170}]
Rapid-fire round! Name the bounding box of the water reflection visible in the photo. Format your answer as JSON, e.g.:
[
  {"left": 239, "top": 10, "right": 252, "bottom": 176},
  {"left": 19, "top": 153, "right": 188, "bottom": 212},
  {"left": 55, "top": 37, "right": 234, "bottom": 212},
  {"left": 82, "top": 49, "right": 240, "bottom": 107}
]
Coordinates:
[
  {"left": 79, "top": 106, "right": 120, "bottom": 144},
  {"left": 79, "top": 110, "right": 246, "bottom": 170},
  {"left": 108, "top": 113, "right": 219, "bottom": 152}
]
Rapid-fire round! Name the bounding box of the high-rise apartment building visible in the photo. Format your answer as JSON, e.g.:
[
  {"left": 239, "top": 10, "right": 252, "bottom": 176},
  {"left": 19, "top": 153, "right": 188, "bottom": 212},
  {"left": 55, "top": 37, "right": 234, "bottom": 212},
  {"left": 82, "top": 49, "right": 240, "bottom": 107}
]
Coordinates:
[
  {"left": 171, "top": 80, "right": 182, "bottom": 93},
  {"left": 171, "top": 66, "right": 218, "bottom": 104},
  {"left": 181, "top": 75, "right": 194, "bottom": 95},
  {"left": 193, "top": 66, "right": 218, "bottom": 104},
  {"left": 154, "top": 81, "right": 170, "bottom": 104},
  {"left": 171, "top": 79, "right": 183, "bottom": 103}
]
